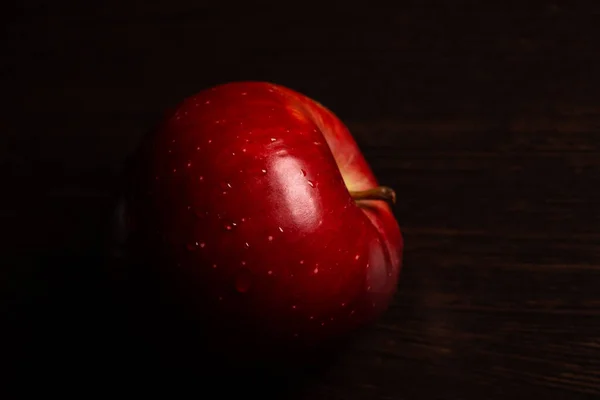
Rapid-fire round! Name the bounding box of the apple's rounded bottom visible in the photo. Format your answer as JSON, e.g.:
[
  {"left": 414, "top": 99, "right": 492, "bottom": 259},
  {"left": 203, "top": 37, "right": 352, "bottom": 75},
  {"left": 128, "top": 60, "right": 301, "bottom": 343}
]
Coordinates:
[
  {"left": 149, "top": 294, "right": 366, "bottom": 365},
  {"left": 110, "top": 246, "right": 390, "bottom": 366},
  {"left": 110, "top": 274, "right": 370, "bottom": 367}
]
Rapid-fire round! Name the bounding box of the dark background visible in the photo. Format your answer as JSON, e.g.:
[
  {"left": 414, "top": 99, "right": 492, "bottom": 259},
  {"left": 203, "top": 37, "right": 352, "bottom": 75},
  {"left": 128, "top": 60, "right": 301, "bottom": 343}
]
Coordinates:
[{"left": 3, "top": 1, "right": 600, "bottom": 398}]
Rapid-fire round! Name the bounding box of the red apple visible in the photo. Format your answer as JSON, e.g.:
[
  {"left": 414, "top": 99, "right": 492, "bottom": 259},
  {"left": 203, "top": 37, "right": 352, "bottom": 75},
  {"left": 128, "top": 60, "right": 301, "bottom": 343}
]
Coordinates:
[{"left": 117, "top": 82, "right": 403, "bottom": 354}]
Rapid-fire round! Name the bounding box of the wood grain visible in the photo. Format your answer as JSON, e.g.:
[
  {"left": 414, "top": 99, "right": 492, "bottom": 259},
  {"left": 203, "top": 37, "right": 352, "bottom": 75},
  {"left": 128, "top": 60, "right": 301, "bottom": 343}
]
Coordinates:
[{"left": 2, "top": 2, "right": 600, "bottom": 398}]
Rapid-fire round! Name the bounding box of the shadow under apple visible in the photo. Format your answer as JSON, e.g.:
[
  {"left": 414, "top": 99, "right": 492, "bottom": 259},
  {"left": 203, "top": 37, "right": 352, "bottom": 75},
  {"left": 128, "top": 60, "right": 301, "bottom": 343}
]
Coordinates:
[{"left": 3, "top": 244, "right": 368, "bottom": 398}]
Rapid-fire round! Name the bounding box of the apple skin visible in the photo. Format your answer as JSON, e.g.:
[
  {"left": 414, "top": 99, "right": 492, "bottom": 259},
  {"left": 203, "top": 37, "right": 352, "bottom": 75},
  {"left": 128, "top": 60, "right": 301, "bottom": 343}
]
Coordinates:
[{"left": 117, "top": 82, "right": 403, "bottom": 354}]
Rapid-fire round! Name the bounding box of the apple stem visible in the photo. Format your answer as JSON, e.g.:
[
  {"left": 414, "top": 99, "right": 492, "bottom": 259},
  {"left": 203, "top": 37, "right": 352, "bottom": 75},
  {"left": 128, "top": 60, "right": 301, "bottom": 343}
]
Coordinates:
[{"left": 349, "top": 186, "right": 396, "bottom": 206}]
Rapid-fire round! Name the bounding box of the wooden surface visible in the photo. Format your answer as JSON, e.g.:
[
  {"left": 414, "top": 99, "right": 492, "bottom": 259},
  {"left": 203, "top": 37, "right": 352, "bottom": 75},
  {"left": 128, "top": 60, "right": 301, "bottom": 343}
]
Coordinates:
[{"left": 3, "top": 2, "right": 600, "bottom": 398}]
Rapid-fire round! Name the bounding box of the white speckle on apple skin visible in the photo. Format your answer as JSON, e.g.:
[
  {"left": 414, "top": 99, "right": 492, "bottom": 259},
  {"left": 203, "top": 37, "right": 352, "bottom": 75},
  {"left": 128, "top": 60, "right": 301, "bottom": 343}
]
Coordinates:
[
  {"left": 313, "top": 267, "right": 319, "bottom": 274},
  {"left": 278, "top": 226, "right": 284, "bottom": 232},
  {"left": 199, "top": 176, "right": 204, "bottom": 181},
  {"left": 270, "top": 138, "right": 277, "bottom": 142},
  {"left": 261, "top": 169, "right": 268, "bottom": 174},
  {"left": 355, "top": 254, "right": 360, "bottom": 260},
  {"left": 212, "top": 264, "right": 217, "bottom": 269},
  {"left": 268, "top": 270, "right": 273, "bottom": 275},
  {"left": 267, "top": 236, "right": 273, "bottom": 241}
]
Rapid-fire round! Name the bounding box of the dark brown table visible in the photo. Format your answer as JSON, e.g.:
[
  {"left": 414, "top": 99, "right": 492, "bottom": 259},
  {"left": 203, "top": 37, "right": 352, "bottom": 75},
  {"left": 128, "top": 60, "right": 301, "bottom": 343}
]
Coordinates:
[{"left": 3, "top": 3, "right": 600, "bottom": 398}]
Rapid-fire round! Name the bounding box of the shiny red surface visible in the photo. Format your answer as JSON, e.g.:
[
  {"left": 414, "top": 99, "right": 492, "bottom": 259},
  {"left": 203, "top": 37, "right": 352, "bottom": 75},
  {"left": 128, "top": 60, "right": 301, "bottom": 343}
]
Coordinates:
[{"left": 122, "top": 82, "right": 403, "bottom": 349}]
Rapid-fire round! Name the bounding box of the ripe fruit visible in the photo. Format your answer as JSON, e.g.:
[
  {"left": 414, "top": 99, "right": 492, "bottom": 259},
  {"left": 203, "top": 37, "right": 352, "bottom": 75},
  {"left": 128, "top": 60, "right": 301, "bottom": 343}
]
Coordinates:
[{"left": 116, "top": 82, "right": 403, "bottom": 355}]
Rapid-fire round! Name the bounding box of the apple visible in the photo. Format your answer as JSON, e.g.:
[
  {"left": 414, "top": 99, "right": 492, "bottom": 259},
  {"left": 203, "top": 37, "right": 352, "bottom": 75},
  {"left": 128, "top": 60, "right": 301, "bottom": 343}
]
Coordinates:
[{"left": 116, "top": 81, "right": 403, "bottom": 356}]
